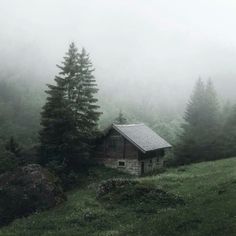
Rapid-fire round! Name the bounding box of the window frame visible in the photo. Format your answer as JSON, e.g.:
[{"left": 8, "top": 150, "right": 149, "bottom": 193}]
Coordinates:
[{"left": 118, "top": 160, "right": 126, "bottom": 167}]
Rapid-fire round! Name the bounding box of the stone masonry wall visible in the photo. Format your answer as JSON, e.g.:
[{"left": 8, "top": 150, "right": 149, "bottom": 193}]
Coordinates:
[
  {"left": 140, "top": 156, "right": 163, "bottom": 174},
  {"left": 96, "top": 156, "right": 163, "bottom": 176},
  {"left": 96, "top": 158, "right": 140, "bottom": 175}
]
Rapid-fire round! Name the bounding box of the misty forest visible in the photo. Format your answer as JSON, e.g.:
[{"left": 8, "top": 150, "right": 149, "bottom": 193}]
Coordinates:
[{"left": 0, "top": 1, "right": 236, "bottom": 236}]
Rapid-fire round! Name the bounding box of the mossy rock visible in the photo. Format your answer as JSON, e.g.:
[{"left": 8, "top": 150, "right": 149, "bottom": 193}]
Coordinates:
[
  {"left": 0, "top": 164, "right": 66, "bottom": 225},
  {"left": 96, "top": 178, "right": 184, "bottom": 211}
]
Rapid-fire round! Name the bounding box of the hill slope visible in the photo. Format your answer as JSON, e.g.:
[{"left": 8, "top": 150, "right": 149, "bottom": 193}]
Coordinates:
[{"left": 1, "top": 157, "right": 236, "bottom": 236}]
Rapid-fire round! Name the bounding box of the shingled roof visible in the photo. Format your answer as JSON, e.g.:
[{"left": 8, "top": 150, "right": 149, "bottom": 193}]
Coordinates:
[{"left": 112, "top": 123, "right": 171, "bottom": 153}]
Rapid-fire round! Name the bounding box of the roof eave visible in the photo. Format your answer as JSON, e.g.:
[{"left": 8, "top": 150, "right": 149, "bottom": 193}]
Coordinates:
[{"left": 112, "top": 123, "right": 172, "bottom": 153}]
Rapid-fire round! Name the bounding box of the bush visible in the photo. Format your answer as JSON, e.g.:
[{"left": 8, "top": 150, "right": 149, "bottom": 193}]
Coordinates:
[
  {"left": 96, "top": 179, "right": 136, "bottom": 199},
  {"left": 96, "top": 178, "right": 184, "bottom": 210},
  {"left": 163, "top": 151, "right": 178, "bottom": 167},
  {"left": 45, "top": 161, "right": 85, "bottom": 190},
  {"left": 0, "top": 164, "right": 66, "bottom": 225},
  {"left": 0, "top": 150, "right": 17, "bottom": 174},
  {"left": 18, "top": 145, "right": 40, "bottom": 165}
]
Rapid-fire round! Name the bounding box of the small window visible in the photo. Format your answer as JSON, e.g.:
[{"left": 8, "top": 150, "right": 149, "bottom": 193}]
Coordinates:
[{"left": 118, "top": 161, "right": 125, "bottom": 167}]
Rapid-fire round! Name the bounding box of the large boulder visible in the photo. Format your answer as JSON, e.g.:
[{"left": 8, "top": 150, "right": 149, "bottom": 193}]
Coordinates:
[{"left": 0, "top": 164, "right": 66, "bottom": 225}]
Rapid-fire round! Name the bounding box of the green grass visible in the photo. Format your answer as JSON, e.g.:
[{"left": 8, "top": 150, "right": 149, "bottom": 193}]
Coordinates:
[{"left": 1, "top": 158, "right": 236, "bottom": 236}]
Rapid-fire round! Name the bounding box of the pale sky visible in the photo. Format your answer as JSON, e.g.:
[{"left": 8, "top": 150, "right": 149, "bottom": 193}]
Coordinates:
[{"left": 1, "top": 0, "right": 236, "bottom": 106}]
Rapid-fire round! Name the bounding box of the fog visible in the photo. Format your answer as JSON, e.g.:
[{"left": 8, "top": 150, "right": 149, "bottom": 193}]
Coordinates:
[{"left": 1, "top": 0, "right": 236, "bottom": 117}]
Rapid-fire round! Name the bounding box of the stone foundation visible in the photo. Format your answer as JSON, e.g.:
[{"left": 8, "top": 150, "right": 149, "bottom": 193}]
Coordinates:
[
  {"left": 96, "top": 156, "right": 163, "bottom": 176},
  {"left": 140, "top": 156, "right": 163, "bottom": 174}
]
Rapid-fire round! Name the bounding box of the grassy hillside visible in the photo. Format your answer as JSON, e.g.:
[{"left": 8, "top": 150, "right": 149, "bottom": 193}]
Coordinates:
[{"left": 1, "top": 157, "right": 236, "bottom": 236}]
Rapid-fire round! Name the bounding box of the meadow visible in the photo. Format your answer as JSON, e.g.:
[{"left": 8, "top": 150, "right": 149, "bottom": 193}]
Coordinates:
[{"left": 1, "top": 157, "right": 236, "bottom": 236}]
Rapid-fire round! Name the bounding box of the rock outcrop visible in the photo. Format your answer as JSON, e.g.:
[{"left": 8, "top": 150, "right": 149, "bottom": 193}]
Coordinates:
[{"left": 0, "top": 164, "right": 66, "bottom": 225}]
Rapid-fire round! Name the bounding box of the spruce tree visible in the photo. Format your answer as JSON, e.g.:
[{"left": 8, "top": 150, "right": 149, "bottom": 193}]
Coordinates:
[
  {"left": 184, "top": 78, "right": 205, "bottom": 128},
  {"left": 114, "top": 110, "right": 127, "bottom": 124},
  {"left": 5, "top": 136, "right": 21, "bottom": 157},
  {"left": 39, "top": 43, "right": 82, "bottom": 168},
  {"left": 175, "top": 78, "right": 220, "bottom": 164},
  {"left": 220, "top": 104, "right": 236, "bottom": 158},
  {"left": 203, "top": 79, "right": 220, "bottom": 159},
  {"left": 39, "top": 42, "right": 101, "bottom": 168},
  {"left": 57, "top": 42, "right": 79, "bottom": 101},
  {"left": 204, "top": 79, "right": 219, "bottom": 130},
  {"left": 39, "top": 76, "right": 79, "bottom": 167},
  {"left": 175, "top": 78, "right": 205, "bottom": 164},
  {"left": 75, "top": 48, "right": 101, "bottom": 138}
]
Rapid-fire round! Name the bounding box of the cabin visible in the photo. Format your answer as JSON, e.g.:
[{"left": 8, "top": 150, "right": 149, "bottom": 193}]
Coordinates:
[{"left": 95, "top": 123, "right": 172, "bottom": 176}]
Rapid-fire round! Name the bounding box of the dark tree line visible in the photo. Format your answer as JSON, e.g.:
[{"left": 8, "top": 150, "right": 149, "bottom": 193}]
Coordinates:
[
  {"left": 175, "top": 78, "right": 236, "bottom": 165},
  {"left": 1, "top": 44, "right": 236, "bottom": 175}
]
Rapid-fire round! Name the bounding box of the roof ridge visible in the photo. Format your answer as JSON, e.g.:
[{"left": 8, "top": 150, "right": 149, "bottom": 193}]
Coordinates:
[{"left": 113, "top": 123, "right": 144, "bottom": 127}]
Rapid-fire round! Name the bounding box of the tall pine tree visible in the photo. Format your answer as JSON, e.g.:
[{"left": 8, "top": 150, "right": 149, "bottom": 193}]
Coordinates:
[
  {"left": 57, "top": 42, "right": 79, "bottom": 101},
  {"left": 220, "top": 104, "right": 236, "bottom": 158},
  {"left": 184, "top": 78, "right": 205, "bottom": 129},
  {"left": 114, "top": 110, "right": 127, "bottom": 124},
  {"left": 39, "top": 76, "right": 79, "bottom": 167},
  {"left": 204, "top": 79, "right": 219, "bottom": 130},
  {"left": 39, "top": 42, "right": 101, "bottom": 168},
  {"left": 76, "top": 48, "right": 101, "bottom": 137},
  {"left": 175, "top": 78, "right": 220, "bottom": 164}
]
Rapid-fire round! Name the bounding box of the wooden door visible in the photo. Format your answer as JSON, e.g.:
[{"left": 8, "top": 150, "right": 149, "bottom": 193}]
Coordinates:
[{"left": 141, "top": 162, "right": 144, "bottom": 175}]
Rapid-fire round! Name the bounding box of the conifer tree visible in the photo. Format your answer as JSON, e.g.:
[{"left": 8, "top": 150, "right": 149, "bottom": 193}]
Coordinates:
[
  {"left": 39, "top": 42, "right": 101, "bottom": 168},
  {"left": 57, "top": 42, "right": 79, "bottom": 101},
  {"left": 5, "top": 136, "right": 21, "bottom": 157},
  {"left": 184, "top": 78, "right": 205, "bottom": 128},
  {"left": 175, "top": 78, "right": 205, "bottom": 164},
  {"left": 75, "top": 48, "right": 101, "bottom": 137},
  {"left": 40, "top": 43, "right": 82, "bottom": 167},
  {"left": 202, "top": 79, "right": 220, "bottom": 159},
  {"left": 114, "top": 110, "right": 127, "bottom": 124},
  {"left": 220, "top": 104, "right": 236, "bottom": 157},
  {"left": 175, "top": 78, "right": 220, "bottom": 164},
  {"left": 39, "top": 76, "right": 79, "bottom": 167},
  {"left": 204, "top": 79, "right": 219, "bottom": 130}
]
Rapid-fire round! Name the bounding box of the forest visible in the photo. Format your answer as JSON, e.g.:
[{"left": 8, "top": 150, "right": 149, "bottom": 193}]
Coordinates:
[{"left": 0, "top": 43, "right": 235, "bottom": 172}]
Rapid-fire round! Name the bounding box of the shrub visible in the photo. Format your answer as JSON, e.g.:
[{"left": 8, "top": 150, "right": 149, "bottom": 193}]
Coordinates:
[
  {"left": 18, "top": 145, "right": 40, "bottom": 165},
  {"left": 96, "top": 179, "right": 136, "bottom": 199},
  {"left": 96, "top": 178, "right": 184, "bottom": 210},
  {"left": 163, "top": 151, "right": 178, "bottom": 167},
  {"left": 0, "top": 164, "right": 66, "bottom": 225},
  {"left": 0, "top": 150, "right": 17, "bottom": 174}
]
